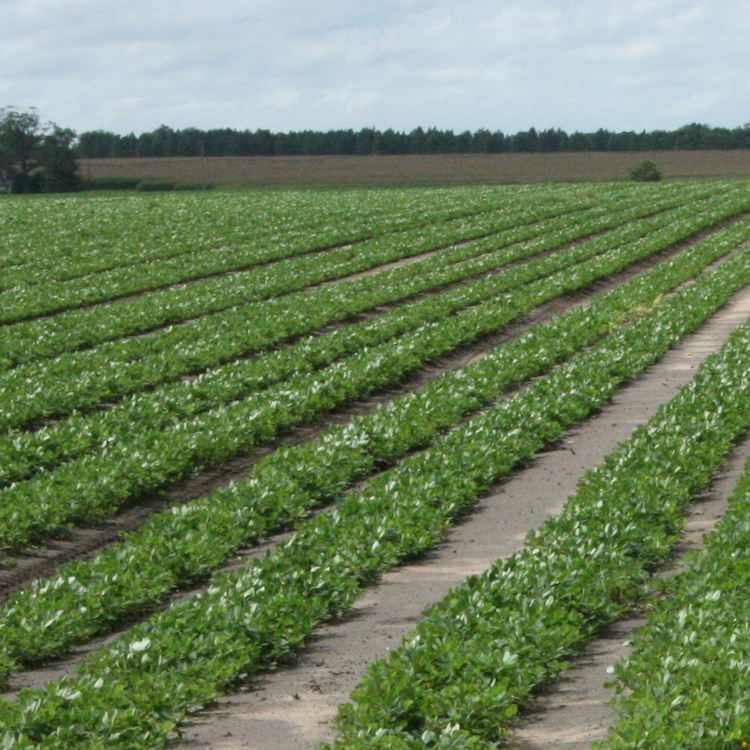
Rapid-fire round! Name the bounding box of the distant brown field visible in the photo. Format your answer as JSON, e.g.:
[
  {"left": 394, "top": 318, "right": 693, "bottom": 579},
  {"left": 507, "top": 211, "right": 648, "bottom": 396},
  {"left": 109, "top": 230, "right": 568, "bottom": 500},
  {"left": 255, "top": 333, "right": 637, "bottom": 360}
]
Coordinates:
[{"left": 80, "top": 150, "right": 750, "bottom": 189}]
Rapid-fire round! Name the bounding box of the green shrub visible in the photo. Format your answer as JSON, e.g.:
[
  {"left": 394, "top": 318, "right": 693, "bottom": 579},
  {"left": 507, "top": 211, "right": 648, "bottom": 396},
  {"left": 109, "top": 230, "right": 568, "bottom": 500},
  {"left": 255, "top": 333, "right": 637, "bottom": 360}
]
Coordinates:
[{"left": 629, "top": 160, "right": 662, "bottom": 182}]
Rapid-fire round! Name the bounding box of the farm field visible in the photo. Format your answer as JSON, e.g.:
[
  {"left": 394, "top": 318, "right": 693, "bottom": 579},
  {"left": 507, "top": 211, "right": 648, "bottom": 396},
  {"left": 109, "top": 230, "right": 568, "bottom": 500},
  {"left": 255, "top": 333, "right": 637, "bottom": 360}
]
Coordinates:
[
  {"left": 1, "top": 181, "right": 750, "bottom": 749},
  {"left": 80, "top": 149, "right": 750, "bottom": 189}
]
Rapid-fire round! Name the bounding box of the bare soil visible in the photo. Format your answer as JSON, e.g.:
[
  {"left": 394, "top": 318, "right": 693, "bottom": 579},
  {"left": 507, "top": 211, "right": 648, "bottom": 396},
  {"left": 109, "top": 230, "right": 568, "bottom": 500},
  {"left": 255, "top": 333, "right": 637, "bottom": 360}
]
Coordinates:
[{"left": 80, "top": 151, "right": 750, "bottom": 189}]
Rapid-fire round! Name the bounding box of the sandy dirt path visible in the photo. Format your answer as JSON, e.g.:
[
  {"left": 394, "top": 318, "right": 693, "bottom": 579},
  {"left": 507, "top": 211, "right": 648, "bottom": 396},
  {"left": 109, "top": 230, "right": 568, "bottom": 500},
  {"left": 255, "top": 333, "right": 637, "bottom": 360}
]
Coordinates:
[
  {"left": 171, "top": 284, "right": 750, "bottom": 749},
  {"left": 508, "top": 430, "right": 750, "bottom": 750}
]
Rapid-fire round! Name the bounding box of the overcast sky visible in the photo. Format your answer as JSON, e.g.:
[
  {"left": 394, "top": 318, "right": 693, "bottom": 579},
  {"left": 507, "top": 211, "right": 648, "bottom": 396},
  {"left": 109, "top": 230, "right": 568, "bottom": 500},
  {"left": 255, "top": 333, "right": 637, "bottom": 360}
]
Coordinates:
[{"left": 2, "top": 0, "right": 748, "bottom": 136}]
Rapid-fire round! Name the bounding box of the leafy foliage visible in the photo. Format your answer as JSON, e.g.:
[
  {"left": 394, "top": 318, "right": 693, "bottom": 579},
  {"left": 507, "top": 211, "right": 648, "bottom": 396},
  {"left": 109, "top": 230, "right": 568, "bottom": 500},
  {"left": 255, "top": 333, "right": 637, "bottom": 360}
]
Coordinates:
[
  {"left": 605, "top": 464, "right": 750, "bottom": 748},
  {"left": 2, "top": 183, "right": 750, "bottom": 748},
  {"left": 3, "top": 196, "right": 750, "bottom": 745},
  {"left": 630, "top": 159, "right": 662, "bottom": 182},
  {"left": 75, "top": 121, "right": 750, "bottom": 159},
  {"left": 0, "top": 191, "right": 745, "bottom": 552},
  {"left": 2, "top": 213, "right": 746, "bottom": 675},
  {"left": 328, "top": 308, "right": 750, "bottom": 750},
  {"left": 0, "top": 107, "right": 81, "bottom": 193}
]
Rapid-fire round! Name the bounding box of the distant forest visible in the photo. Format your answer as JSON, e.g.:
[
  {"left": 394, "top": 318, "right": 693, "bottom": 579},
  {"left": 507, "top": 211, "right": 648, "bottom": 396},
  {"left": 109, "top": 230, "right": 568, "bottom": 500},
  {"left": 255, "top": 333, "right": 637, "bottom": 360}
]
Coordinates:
[{"left": 77, "top": 122, "right": 750, "bottom": 159}]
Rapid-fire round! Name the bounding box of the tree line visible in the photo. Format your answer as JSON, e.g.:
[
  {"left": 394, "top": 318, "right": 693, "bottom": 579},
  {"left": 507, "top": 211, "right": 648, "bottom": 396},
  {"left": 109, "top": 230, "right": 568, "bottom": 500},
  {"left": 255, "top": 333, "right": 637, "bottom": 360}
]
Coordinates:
[
  {"left": 4, "top": 105, "right": 750, "bottom": 194},
  {"left": 78, "top": 122, "right": 750, "bottom": 159}
]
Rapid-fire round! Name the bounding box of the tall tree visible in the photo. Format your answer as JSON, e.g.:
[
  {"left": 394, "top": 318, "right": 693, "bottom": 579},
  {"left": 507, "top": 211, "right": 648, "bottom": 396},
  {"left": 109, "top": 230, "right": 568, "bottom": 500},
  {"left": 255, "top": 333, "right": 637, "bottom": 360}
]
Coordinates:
[
  {"left": 0, "top": 107, "right": 41, "bottom": 192},
  {"left": 41, "top": 126, "right": 82, "bottom": 192},
  {"left": 0, "top": 107, "right": 81, "bottom": 193}
]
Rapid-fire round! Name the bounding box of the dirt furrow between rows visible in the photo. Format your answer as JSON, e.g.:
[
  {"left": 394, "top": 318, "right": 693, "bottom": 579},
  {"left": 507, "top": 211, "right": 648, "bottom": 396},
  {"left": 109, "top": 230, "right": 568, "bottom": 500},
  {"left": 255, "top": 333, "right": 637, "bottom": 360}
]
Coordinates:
[
  {"left": 167, "top": 282, "right": 750, "bottom": 750},
  {"left": 0, "top": 234, "right": 682, "bottom": 597},
  {"left": 1, "top": 244, "right": 745, "bottom": 716},
  {"left": 508, "top": 426, "right": 750, "bottom": 750}
]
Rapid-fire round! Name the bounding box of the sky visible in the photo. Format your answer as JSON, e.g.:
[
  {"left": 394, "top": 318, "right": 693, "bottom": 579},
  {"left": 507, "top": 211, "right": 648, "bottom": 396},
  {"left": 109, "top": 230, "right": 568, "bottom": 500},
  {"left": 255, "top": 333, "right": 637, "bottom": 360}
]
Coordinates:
[{"left": 2, "top": 0, "right": 749, "bottom": 137}]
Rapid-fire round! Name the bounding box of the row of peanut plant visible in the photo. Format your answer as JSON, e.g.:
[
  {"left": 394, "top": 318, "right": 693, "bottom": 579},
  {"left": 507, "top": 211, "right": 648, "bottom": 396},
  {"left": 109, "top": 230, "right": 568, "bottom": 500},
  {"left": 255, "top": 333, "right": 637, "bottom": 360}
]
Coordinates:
[
  {"left": 0, "top": 213, "right": 748, "bottom": 686},
  {"left": 6, "top": 180, "right": 717, "bottom": 308},
  {"left": 1, "top": 218, "right": 750, "bottom": 749},
  {"left": 604, "top": 461, "right": 750, "bottom": 748},
  {"left": 325, "top": 284, "right": 750, "bottom": 750},
  {"left": 3, "top": 207, "right": 748, "bottom": 553},
  {"left": 4, "top": 184, "right": 639, "bottom": 283},
  {"left": 0, "top": 180, "right": 706, "bottom": 369},
  {"left": 0, "top": 181, "right": 633, "bottom": 344},
  {"left": 1, "top": 188, "right": 592, "bottom": 323},
  {"left": 0, "top": 186, "right": 538, "bottom": 285},
  {"left": 1, "top": 192, "right": 738, "bottom": 482},
  {"left": 0, "top": 190, "right": 672, "bottom": 413},
  {"left": 1, "top": 186, "right": 743, "bottom": 430}
]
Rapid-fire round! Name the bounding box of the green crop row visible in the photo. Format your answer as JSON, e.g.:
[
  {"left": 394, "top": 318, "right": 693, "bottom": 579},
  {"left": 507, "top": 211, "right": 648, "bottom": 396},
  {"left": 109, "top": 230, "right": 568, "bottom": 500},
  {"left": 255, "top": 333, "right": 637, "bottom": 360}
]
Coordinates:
[
  {"left": 0, "top": 193, "right": 731, "bottom": 483},
  {"left": 4, "top": 205, "right": 746, "bottom": 553},
  {"left": 0, "top": 181, "right": 702, "bottom": 369},
  {"left": 0, "top": 206, "right": 628, "bottom": 428},
  {"left": 0, "top": 195, "right": 667, "bottom": 431},
  {"left": 1, "top": 187, "right": 742, "bottom": 431},
  {"left": 0, "top": 187, "right": 598, "bottom": 324},
  {"left": 0, "top": 179, "right": 634, "bottom": 354},
  {"left": 1, "top": 214, "right": 748, "bottom": 684},
  {"left": 604, "top": 462, "right": 750, "bottom": 748},
  {"left": 4, "top": 184, "right": 644, "bottom": 283},
  {"left": 326, "top": 300, "right": 750, "bottom": 749},
  {"left": 4, "top": 180, "right": 716, "bottom": 303},
  {"left": 2, "top": 198, "right": 750, "bottom": 750},
  {"left": 0, "top": 186, "right": 544, "bottom": 286}
]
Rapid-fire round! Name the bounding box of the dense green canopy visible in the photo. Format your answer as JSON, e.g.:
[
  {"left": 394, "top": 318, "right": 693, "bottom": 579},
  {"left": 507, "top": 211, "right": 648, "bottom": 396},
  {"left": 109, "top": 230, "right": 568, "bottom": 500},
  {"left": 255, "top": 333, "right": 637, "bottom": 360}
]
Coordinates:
[
  {"left": 77, "top": 122, "right": 750, "bottom": 159},
  {"left": 0, "top": 107, "right": 81, "bottom": 193}
]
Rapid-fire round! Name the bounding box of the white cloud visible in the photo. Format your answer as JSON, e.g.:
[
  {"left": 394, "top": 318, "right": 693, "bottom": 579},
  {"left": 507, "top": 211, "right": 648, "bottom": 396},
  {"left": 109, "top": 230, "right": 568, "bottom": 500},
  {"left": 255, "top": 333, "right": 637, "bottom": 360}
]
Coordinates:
[
  {"left": 1, "top": 0, "right": 748, "bottom": 135},
  {"left": 574, "top": 35, "right": 663, "bottom": 63}
]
